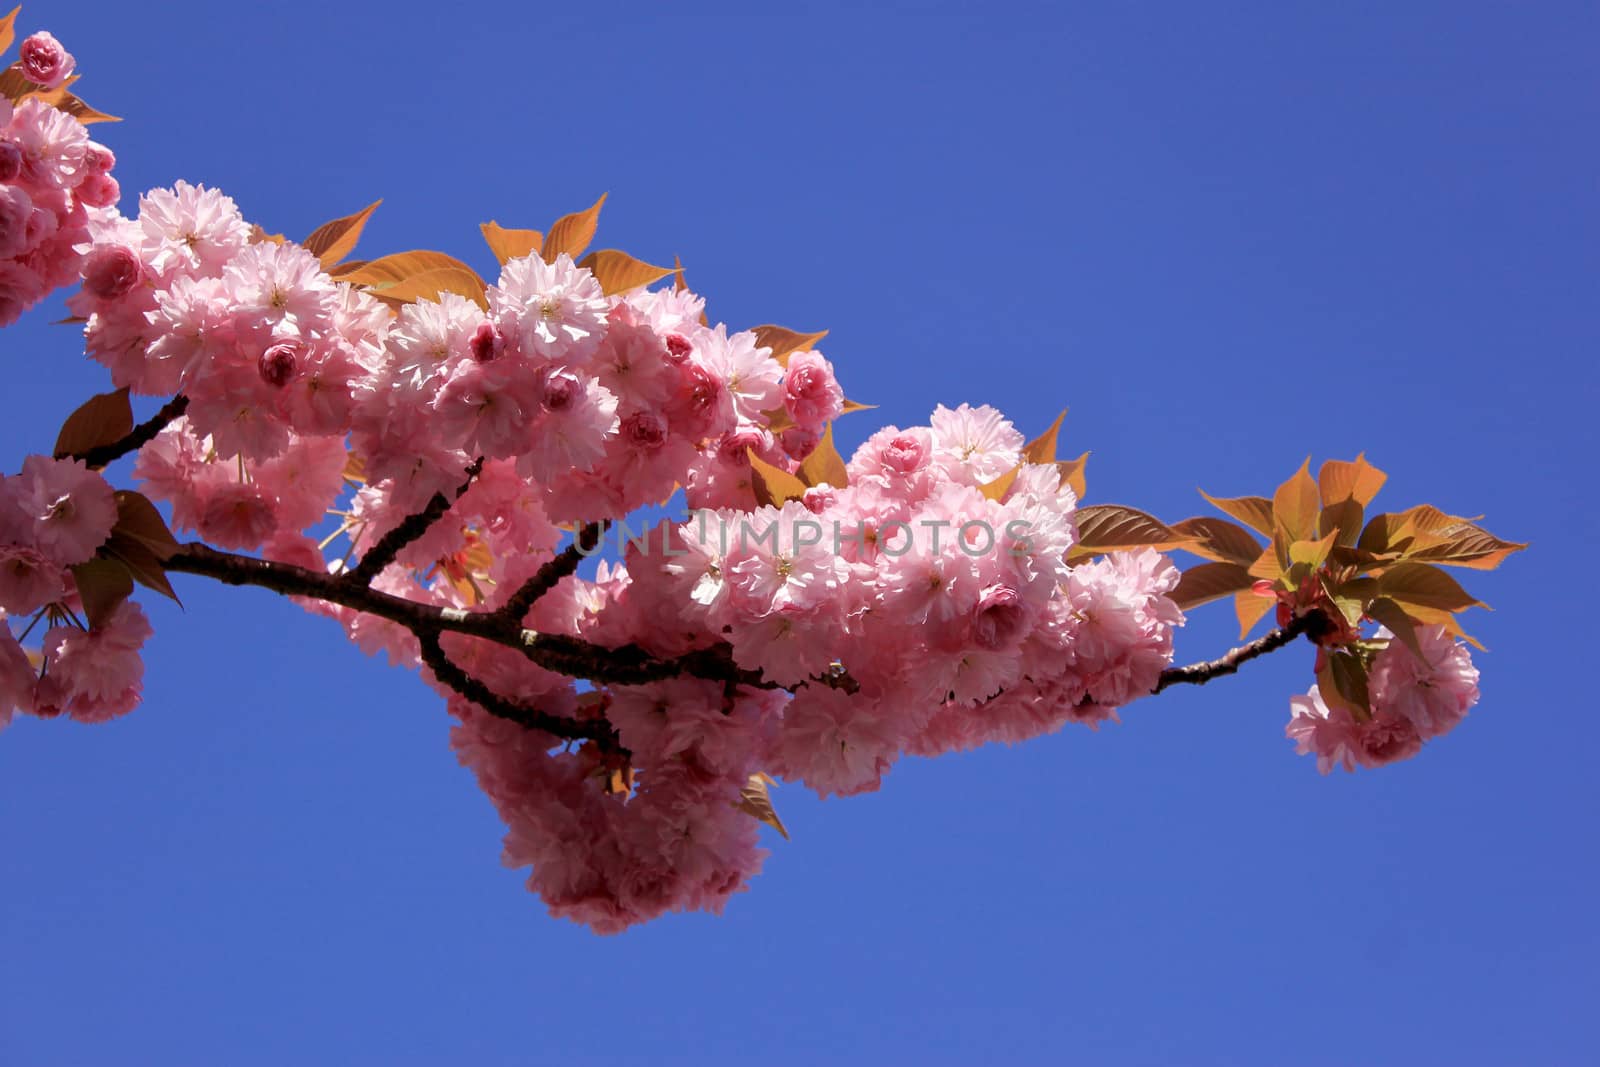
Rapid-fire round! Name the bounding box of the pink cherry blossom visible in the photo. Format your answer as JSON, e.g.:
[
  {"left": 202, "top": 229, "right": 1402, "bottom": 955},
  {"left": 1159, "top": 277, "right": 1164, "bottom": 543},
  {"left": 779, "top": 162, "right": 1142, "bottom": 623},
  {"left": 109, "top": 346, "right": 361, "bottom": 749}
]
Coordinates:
[{"left": 19, "top": 31, "right": 76, "bottom": 89}]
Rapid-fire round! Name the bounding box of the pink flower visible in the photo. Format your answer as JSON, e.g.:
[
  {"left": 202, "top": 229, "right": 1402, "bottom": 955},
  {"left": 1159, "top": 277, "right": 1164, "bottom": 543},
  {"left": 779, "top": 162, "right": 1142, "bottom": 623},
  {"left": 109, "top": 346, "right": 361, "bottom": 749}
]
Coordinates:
[
  {"left": 696, "top": 324, "right": 783, "bottom": 421},
  {"left": 1358, "top": 711, "right": 1423, "bottom": 768},
  {"left": 0, "top": 259, "right": 44, "bottom": 327},
  {"left": 0, "top": 141, "right": 21, "bottom": 183},
  {"left": 19, "top": 32, "right": 76, "bottom": 89},
  {"left": 770, "top": 685, "right": 904, "bottom": 798},
  {"left": 0, "top": 629, "right": 35, "bottom": 732},
  {"left": 0, "top": 185, "right": 34, "bottom": 258},
  {"left": 929, "top": 403, "right": 1023, "bottom": 485},
  {"left": 782, "top": 349, "right": 844, "bottom": 428},
  {"left": 0, "top": 544, "right": 66, "bottom": 614},
  {"left": 488, "top": 252, "right": 609, "bottom": 366},
  {"left": 81, "top": 244, "right": 142, "bottom": 300},
  {"left": 1286, "top": 686, "right": 1363, "bottom": 774},
  {"left": 6, "top": 456, "right": 117, "bottom": 566},
  {"left": 40, "top": 599, "right": 153, "bottom": 723},
  {"left": 1368, "top": 625, "right": 1479, "bottom": 740}
]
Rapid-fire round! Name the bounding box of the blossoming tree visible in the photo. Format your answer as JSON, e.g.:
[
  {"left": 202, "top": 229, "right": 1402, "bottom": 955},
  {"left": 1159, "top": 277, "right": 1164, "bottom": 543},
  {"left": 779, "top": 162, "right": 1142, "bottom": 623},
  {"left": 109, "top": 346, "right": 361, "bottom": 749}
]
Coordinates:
[{"left": 0, "top": 12, "right": 1522, "bottom": 932}]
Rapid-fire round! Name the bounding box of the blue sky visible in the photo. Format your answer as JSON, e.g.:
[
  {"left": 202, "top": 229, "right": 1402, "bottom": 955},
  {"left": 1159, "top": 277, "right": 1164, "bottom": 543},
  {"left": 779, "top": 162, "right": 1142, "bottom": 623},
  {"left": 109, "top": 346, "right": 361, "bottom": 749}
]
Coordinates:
[{"left": 2, "top": 2, "right": 1596, "bottom": 1063}]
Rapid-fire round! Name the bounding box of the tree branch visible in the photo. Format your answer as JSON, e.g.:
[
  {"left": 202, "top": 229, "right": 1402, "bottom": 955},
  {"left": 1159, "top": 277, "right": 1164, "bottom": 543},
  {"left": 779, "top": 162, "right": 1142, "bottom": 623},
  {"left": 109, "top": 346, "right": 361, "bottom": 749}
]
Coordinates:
[
  {"left": 498, "top": 522, "right": 607, "bottom": 623},
  {"left": 72, "top": 394, "right": 190, "bottom": 469},
  {"left": 417, "top": 631, "right": 620, "bottom": 746},
  {"left": 163, "top": 541, "right": 765, "bottom": 689},
  {"left": 344, "top": 457, "right": 484, "bottom": 585},
  {"left": 1152, "top": 611, "right": 1322, "bottom": 693}
]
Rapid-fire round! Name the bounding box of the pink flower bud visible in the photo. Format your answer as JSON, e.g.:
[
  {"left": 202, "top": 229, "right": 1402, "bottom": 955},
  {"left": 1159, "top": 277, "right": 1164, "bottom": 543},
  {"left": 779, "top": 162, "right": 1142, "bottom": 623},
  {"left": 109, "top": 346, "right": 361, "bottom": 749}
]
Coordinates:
[
  {"left": 0, "top": 142, "right": 22, "bottom": 183},
  {"left": 971, "top": 584, "right": 1029, "bottom": 650},
  {"left": 716, "top": 425, "right": 771, "bottom": 466},
  {"left": 82, "top": 143, "right": 116, "bottom": 175},
  {"left": 469, "top": 322, "right": 502, "bottom": 363},
  {"left": 259, "top": 342, "right": 299, "bottom": 387},
  {"left": 75, "top": 173, "right": 119, "bottom": 209},
  {"left": 882, "top": 433, "right": 928, "bottom": 474},
  {"left": 780, "top": 425, "right": 821, "bottom": 460},
  {"left": 664, "top": 332, "right": 693, "bottom": 361},
  {"left": 782, "top": 349, "right": 843, "bottom": 428},
  {"left": 542, "top": 370, "right": 578, "bottom": 411},
  {"left": 19, "top": 32, "right": 76, "bottom": 90},
  {"left": 621, "top": 409, "right": 668, "bottom": 451},
  {"left": 81, "top": 245, "right": 142, "bottom": 301}
]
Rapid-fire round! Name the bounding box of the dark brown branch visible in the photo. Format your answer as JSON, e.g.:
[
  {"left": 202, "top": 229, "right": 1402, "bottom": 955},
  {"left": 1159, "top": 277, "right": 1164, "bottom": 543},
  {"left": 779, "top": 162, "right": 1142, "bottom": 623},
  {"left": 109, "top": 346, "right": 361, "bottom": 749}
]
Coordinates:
[
  {"left": 498, "top": 522, "right": 607, "bottom": 623},
  {"left": 1152, "top": 611, "right": 1322, "bottom": 693},
  {"left": 72, "top": 394, "right": 190, "bottom": 469},
  {"left": 417, "top": 632, "right": 620, "bottom": 746},
  {"left": 345, "top": 457, "right": 484, "bottom": 585},
  {"left": 163, "top": 541, "right": 766, "bottom": 689}
]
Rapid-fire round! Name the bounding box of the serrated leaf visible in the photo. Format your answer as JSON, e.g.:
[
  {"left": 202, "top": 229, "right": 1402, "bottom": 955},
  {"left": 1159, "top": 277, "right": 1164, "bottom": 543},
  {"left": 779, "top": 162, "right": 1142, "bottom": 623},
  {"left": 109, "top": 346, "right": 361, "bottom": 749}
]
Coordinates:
[
  {"left": 1318, "top": 454, "right": 1387, "bottom": 508},
  {"left": 748, "top": 450, "right": 807, "bottom": 508},
  {"left": 112, "top": 490, "right": 180, "bottom": 562},
  {"left": 796, "top": 423, "right": 848, "bottom": 489},
  {"left": 248, "top": 224, "right": 285, "bottom": 246},
  {"left": 1069, "top": 504, "right": 1194, "bottom": 560},
  {"left": 102, "top": 533, "right": 179, "bottom": 603},
  {"left": 1172, "top": 516, "right": 1262, "bottom": 565},
  {"left": 979, "top": 464, "right": 1021, "bottom": 502},
  {"left": 341, "top": 250, "right": 485, "bottom": 289},
  {"left": 751, "top": 324, "right": 828, "bottom": 369},
  {"left": 70, "top": 557, "right": 134, "bottom": 630},
  {"left": 53, "top": 387, "right": 133, "bottom": 463},
  {"left": 1318, "top": 497, "right": 1365, "bottom": 547},
  {"left": 365, "top": 267, "right": 488, "bottom": 310},
  {"left": 577, "top": 249, "right": 675, "bottom": 296},
  {"left": 480, "top": 220, "right": 543, "bottom": 265},
  {"left": 0, "top": 7, "right": 19, "bottom": 56},
  {"left": 1377, "top": 562, "right": 1483, "bottom": 614},
  {"left": 1021, "top": 410, "right": 1067, "bottom": 465},
  {"left": 48, "top": 92, "right": 119, "bottom": 125},
  {"left": 1056, "top": 451, "right": 1088, "bottom": 500},
  {"left": 736, "top": 772, "right": 789, "bottom": 840},
  {"left": 543, "top": 193, "right": 607, "bottom": 263},
  {"left": 1403, "top": 523, "right": 1526, "bottom": 571},
  {"left": 1365, "top": 597, "right": 1424, "bottom": 659},
  {"left": 1273, "top": 459, "right": 1321, "bottom": 543},
  {"left": 1172, "top": 562, "right": 1255, "bottom": 610},
  {"left": 1287, "top": 529, "right": 1338, "bottom": 570},
  {"left": 1235, "top": 588, "right": 1276, "bottom": 638},
  {"left": 302, "top": 199, "right": 381, "bottom": 270},
  {"left": 1246, "top": 546, "right": 1286, "bottom": 583},
  {"left": 1317, "top": 650, "right": 1371, "bottom": 719},
  {"left": 1199, "top": 490, "right": 1275, "bottom": 537}
]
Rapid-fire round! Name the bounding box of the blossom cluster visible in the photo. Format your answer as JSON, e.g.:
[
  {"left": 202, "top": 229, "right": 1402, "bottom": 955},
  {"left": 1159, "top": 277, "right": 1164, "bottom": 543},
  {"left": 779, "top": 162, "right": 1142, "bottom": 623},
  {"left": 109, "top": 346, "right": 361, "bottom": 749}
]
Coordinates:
[
  {"left": 1285, "top": 625, "right": 1479, "bottom": 773},
  {"left": 0, "top": 23, "right": 1499, "bottom": 934},
  {"left": 0, "top": 31, "right": 118, "bottom": 326},
  {"left": 33, "top": 164, "right": 1194, "bottom": 929},
  {"left": 0, "top": 455, "right": 151, "bottom": 729}
]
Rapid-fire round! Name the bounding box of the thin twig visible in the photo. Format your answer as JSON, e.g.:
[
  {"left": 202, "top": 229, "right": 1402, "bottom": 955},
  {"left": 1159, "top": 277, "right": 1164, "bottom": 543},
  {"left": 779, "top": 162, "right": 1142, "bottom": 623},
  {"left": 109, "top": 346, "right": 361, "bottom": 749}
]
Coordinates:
[
  {"left": 72, "top": 394, "right": 190, "bottom": 469},
  {"left": 1153, "top": 611, "right": 1321, "bottom": 693},
  {"left": 497, "top": 522, "right": 607, "bottom": 622},
  {"left": 345, "top": 457, "right": 484, "bottom": 585},
  {"left": 417, "top": 632, "right": 620, "bottom": 747}
]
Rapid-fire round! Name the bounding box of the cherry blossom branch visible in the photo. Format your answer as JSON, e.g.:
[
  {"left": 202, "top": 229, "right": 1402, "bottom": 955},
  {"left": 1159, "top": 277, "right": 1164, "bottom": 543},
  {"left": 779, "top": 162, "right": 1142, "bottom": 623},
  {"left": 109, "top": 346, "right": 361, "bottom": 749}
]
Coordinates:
[
  {"left": 417, "top": 631, "right": 619, "bottom": 746},
  {"left": 344, "top": 457, "right": 484, "bottom": 585},
  {"left": 498, "top": 522, "right": 607, "bottom": 622},
  {"left": 71, "top": 393, "right": 190, "bottom": 469},
  {"left": 163, "top": 541, "right": 769, "bottom": 689},
  {"left": 1151, "top": 610, "right": 1324, "bottom": 694}
]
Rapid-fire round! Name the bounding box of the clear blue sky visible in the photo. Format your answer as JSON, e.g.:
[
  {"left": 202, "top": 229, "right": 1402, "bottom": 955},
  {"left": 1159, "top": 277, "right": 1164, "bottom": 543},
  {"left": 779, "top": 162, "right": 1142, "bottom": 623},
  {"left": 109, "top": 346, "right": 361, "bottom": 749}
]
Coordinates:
[{"left": 3, "top": 2, "right": 1596, "bottom": 1063}]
